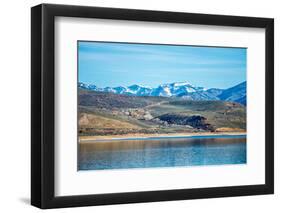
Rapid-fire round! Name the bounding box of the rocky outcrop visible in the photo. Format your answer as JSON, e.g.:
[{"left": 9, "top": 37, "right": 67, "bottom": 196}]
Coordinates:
[{"left": 156, "top": 113, "right": 214, "bottom": 131}]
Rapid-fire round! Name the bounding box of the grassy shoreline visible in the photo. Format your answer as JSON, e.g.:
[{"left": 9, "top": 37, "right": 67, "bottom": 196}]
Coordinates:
[{"left": 79, "top": 131, "right": 246, "bottom": 142}]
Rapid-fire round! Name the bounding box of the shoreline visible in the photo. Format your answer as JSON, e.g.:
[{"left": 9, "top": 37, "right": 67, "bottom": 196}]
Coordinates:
[{"left": 79, "top": 132, "right": 246, "bottom": 143}]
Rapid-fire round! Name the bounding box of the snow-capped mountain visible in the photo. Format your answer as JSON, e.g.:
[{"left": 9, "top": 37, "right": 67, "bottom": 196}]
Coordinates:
[
  {"left": 179, "top": 88, "right": 224, "bottom": 101},
  {"left": 79, "top": 82, "right": 206, "bottom": 97},
  {"left": 78, "top": 81, "right": 246, "bottom": 105},
  {"left": 218, "top": 81, "right": 246, "bottom": 105},
  {"left": 151, "top": 82, "right": 206, "bottom": 97},
  {"left": 78, "top": 82, "right": 98, "bottom": 91}
]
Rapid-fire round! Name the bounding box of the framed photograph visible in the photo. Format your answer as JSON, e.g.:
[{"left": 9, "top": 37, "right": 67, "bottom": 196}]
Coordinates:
[{"left": 31, "top": 4, "right": 274, "bottom": 209}]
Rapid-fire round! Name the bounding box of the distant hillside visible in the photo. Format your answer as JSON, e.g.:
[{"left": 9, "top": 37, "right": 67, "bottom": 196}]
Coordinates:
[
  {"left": 218, "top": 81, "right": 246, "bottom": 105},
  {"left": 78, "top": 89, "right": 246, "bottom": 136},
  {"left": 235, "top": 95, "right": 246, "bottom": 106},
  {"left": 79, "top": 89, "right": 170, "bottom": 109},
  {"left": 178, "top": 88, "right": 224, "bottom": 101},
  {"left": 79, "top": 81, "right": 246, "bottom": 105}
]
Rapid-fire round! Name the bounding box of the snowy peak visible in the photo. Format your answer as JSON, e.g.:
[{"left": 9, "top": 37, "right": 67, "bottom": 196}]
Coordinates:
[
  {"left": 78, "top": 82, "right": 97, "bottom": 90},
  {"left": 78, "top": 81, "right": 247, "bottom": 105},
  {"left": 154, "top": 81, "right": 206, "bottom": 97},
  {"left": 160, "top": 81, "right": 192, "bottom": 88},
  {"left": 172, "top": 82, "right": 192, "bottom": 87}
]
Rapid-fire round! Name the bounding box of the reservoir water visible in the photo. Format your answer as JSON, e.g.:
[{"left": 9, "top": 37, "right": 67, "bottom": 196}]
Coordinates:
[{"left": 78, "top": 135, "right": 246, "bottom": 170}]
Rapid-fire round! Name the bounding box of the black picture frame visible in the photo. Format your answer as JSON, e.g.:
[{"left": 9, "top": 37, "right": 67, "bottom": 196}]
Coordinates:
[{"left": 31, "top": 3, "right": 274, "bottom": 209}]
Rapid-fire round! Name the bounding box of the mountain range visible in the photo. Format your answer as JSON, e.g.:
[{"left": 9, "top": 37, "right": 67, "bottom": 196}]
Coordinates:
[{"left": 79, "top": 81, "right": 246, "bottom": 105}]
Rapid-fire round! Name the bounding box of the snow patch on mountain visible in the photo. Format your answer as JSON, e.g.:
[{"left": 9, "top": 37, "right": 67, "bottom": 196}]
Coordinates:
[{"left": 78, "top": 81, "right": 246, "bottom": 105}]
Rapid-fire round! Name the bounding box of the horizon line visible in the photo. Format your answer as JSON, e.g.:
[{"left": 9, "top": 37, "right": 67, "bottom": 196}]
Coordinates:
[{"left": 78, "top": 80, "right": 246, "bottom": 90}]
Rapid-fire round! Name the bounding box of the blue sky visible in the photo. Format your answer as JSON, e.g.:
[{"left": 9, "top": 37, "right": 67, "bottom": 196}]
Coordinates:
[{"left": 78, "top": 41, "right": 246, "bottom": 89}]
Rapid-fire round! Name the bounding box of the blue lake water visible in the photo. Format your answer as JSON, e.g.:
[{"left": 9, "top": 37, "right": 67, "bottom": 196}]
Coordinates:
[{"left": 78, "top": 135, "right": 246, "bottom": 170}]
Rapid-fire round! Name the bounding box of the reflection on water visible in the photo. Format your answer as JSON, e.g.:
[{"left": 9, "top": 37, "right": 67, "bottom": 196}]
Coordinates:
[{"left": 78, "top": 135, "right": 246, "bottom": 170}]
